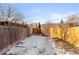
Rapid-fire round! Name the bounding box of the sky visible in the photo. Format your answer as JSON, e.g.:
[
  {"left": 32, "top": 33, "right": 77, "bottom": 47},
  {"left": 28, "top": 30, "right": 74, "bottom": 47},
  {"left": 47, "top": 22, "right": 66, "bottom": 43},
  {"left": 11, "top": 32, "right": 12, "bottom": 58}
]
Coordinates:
[{"left": 2, "top": 3, "right": 79, "bottom": 23}]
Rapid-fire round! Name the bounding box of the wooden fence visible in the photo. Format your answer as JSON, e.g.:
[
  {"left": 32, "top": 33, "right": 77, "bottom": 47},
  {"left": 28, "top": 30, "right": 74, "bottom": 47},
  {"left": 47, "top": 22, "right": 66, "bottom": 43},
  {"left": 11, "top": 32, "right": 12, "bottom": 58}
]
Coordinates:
[
  {"left": 50, "top": 26, "right": 79, "bottom": 47},
  {"left": 0, "top": 25, "right": 30, "bottom": 54}
]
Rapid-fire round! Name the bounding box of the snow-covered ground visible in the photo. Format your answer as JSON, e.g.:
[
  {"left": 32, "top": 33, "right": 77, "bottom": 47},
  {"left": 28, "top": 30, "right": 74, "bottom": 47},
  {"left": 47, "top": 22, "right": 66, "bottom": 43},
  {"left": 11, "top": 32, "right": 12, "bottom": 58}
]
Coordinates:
[
  {"left": 6, "top": 35, "right": 56, "bottom": 55},
  {"left": 6, "top": 35, "right": 75, "bottom": 55}
]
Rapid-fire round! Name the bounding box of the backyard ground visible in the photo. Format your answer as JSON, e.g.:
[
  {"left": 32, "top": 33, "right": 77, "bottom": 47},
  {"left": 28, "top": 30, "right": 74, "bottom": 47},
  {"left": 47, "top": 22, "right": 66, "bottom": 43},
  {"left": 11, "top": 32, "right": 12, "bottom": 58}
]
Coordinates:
[
  {"left": 6, "top": 35, "right": 56, "bottom": 55},
  {"left": 6, "top": 35, "right": 79, "bottom": 55}
]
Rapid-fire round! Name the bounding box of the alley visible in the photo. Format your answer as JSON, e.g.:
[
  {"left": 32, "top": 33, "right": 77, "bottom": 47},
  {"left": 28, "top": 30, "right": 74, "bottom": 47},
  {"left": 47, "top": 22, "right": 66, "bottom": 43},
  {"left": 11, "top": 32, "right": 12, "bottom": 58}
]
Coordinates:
[{"left": 6, "top": 35, "right": 56, "bottom": 55}]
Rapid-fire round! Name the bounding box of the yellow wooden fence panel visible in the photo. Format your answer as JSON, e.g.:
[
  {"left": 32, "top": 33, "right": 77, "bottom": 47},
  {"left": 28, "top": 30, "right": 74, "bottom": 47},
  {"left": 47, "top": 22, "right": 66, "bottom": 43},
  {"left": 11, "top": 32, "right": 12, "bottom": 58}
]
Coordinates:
[
  {"left": 50, "top": 27, "right": 62, "bottom": 39},
  {"left": 50, "top": 26, "right": 79, "bottom": 47},
  {"left": 66, "top": 27, "right": 79, "bottom": 47}
]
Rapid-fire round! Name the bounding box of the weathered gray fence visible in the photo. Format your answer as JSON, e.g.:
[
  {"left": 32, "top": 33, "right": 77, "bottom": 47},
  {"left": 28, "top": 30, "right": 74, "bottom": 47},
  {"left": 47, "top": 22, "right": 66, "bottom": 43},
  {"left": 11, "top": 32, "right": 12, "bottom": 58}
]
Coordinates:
[{"left": 0, "top": 26, "right": 30, "bottom": 54}]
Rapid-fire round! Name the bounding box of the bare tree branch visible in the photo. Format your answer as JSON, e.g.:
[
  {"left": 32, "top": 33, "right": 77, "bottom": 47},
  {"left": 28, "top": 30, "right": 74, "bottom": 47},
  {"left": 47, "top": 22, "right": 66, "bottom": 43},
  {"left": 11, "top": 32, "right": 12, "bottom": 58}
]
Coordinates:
[{"left": 5, "top": 5, "right": 16, "bottom": 22}]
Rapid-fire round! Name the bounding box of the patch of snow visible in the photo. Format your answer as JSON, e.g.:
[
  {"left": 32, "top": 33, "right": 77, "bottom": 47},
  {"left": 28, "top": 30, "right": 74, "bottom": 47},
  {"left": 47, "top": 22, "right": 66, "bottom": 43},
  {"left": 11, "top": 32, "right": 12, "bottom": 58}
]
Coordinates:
[
  {"left": 7, "top": 35, "right": 56, "bottom": 55},
  {"left": 49, "top": 38, "right": 76, "bottom": 55}
]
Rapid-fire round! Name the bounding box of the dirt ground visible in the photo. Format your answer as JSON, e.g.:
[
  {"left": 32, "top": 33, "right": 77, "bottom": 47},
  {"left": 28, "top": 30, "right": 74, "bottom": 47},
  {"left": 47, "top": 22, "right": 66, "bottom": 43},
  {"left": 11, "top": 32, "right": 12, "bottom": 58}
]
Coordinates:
[{"left": 54, "top": 39, "right": 79, "bottom": 54}]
